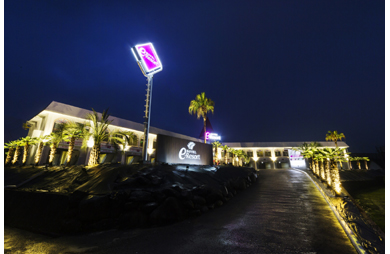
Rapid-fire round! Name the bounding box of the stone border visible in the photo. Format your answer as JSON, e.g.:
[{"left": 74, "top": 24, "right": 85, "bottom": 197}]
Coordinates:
[{"left": 291, "top": 168, "right": 367, "bottom": 254}]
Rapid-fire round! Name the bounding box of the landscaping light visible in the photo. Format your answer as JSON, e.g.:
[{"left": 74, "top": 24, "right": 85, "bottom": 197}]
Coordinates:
[
  {"left": 147, "top": 148, "right": 154, "bottom": 155},
  {"left": 87, "top": 137, "right": 94, "bottom": 148}
]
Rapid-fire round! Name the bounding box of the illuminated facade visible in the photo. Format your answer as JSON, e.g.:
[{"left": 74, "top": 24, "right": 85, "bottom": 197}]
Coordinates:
[
  {"left": 25, "top": 101, "right": 201, "bottom": 166},
  {"left": 24, "top": 101, "right": 349, "bottom": 169},
  {"left": 216, "top": 142, "right": 350, "bottom": 170}
]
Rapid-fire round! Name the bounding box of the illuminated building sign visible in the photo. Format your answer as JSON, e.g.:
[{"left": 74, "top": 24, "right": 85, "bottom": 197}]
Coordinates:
[
  {"left": 131, "top": 43, "right": 162, "bottom": 75},
  {"left": 156, "top": 134, "right": 212, "bottom": 165},
  {"left": 288, "top": 149, "right": 306, "bottom": 169},
  {"left": 205, "top": 132, "right": 221, "bottom": 140}
]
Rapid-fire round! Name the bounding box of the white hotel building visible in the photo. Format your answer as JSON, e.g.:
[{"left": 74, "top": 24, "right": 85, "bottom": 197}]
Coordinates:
[{"left": 24, "top": 101, "right": 349, "bottom": 169}]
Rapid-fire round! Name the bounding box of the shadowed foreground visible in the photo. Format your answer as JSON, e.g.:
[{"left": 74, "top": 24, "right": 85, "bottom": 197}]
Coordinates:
[{"left": 5, "top": 169, "right": 356, "bottom": 253}]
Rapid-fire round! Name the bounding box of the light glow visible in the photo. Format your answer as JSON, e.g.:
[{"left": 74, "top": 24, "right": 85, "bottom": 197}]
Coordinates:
[
  {"left": 87, "top": 137, "right": 94, "bottom": 148},
  {"left": 147, "top": 148, "right": 154, "bottom": 155},
  {"left": 132, "top": 43, "right": 162, "bottom": 75}
]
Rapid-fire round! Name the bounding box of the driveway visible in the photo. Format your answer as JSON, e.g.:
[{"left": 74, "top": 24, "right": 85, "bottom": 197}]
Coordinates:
[{"left": 4, "top": 168, "right": 357, "bottom": 253}]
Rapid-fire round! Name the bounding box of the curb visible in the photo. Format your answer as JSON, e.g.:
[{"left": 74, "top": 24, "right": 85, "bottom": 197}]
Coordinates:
[{"left": 291, "top": 168, "right": 367, "bottom": 254}]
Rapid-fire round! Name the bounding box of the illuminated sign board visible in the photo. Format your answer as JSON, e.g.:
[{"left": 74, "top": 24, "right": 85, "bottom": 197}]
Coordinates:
[
  {"left": 156, "top": 134, "right": 213, "bottom": 165},
  {"left": 288, "top": 149, "right": 306, "bottom": 169},
  {"left": 205, "top": 132, "right": 221, "bottom": 140},
  {"left": 131, "top": 43, "right": 162, "bottom": 75}
]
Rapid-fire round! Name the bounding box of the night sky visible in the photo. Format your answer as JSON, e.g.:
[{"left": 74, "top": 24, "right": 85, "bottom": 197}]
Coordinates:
[{"left": 4, "top": 1, "right": 384, "bottom": 153}]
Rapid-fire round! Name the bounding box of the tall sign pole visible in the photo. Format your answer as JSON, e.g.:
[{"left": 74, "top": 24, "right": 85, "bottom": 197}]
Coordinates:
[
  {"left": 143, "top": 75, "right": 153, "bottom": 161},
  {"left": 131, "top": 43, "right": 162, "bottom": 162}
]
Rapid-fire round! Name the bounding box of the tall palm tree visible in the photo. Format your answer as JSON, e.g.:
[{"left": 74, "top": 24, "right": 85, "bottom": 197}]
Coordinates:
[
  {"left": 353, "top": 157, "right": 362, "bottom": 170},
  {"left": 221, "top": 145, "right": 229, "bottom": 164},
  {"left": 188, "top": 92, "right": 215, "bottom": 143},
  {"left": 4, "top": 140, "right": 19, "bottom": 165},
  {"left": 325, "top": 130, "right": 345, "bottom": 148},
  {"left": 82, "top": 108, "right": 112, "bottom": 166},
  {"left": 11, "top": 139, "right": 23, "bottom": 165},
  {"left": 362, "top": 157, "right": 370, "bottom": 170},
  {"left": 18, "top": 136, "right": 38, "bottom": 165},
  {"left": 34, "top": 135, "right": 50, "bottom": 166},
  {"left": 47, "top": 123, "right": 66, "bottom": 166},
  {"left": 212, "top": 141, "right": 222, "bottom": 164},
  {"left": 63, "top": 121, "right": 85, "bottom": 166}
]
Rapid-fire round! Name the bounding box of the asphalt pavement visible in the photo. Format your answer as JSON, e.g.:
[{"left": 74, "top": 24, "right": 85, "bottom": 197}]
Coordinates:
[{"left": 4, "top": 168, "right": 357, "bottom": 254}]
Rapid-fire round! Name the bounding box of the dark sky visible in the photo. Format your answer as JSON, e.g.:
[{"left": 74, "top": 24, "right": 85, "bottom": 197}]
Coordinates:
[{"left": 4, "top": 1, "right": 384, "bottom": 153}]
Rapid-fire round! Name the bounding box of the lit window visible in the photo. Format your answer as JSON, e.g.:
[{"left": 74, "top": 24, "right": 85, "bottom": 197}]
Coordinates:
[
  {"left": 265, "top": 151, "right": 271, "bottom": 157},
  {"left": 283, "top": 151, "right": 289, "bottom": 156},
  {"left": 275, "top": 151, "right": 281, "bottom": 156},
  {"left": 247, "top": 151, "right": 253, "bottom": 157}
]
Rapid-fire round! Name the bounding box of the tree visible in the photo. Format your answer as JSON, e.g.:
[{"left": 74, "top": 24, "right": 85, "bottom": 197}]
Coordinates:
[
  {"left": 46, "top": 123, "right": 66, "bottom": 166},
  {"left": 322, "top": 147, "right": 344, "bottom": 194},
  {"left": 34, "top": 135, "right": 50, "bottom": 166},
  {"left": 4, "top": 140, "right": 19, "bottom": 165},
  {"left": 82, "top": 108, "right": 113, "bottom": 166},
  {"left": 212, "top": 141, "right": 222, "bottom": 164},
  {"left": 221, "top": 145, "right": 229, "bottom": 164},
  {"left": 11, "top": 139, "right": 23, "bottom": 165},
  {"left": 188, "top": 92, "right": 215, "bottom": 143},
  {"left": 63, "top": 122, "right": 86, "bottom": 166},
  {"left": 362, "top": 157, "right": 370, "bottom": 170},
  {"left": 110, "top": 130, "right": 138, "bottom": 164},
  {"left": 325, "top": 130, "right": 345, "bottom": 148},
  {"left": 18, "top": 136, "right": 38, "bottom": 165}
]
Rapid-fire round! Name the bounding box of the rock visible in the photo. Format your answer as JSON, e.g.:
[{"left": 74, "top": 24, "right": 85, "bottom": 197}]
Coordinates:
[
  {"left": 182, "top": 200, "right": 194, "bottom": 209},
  {"left": 142, "top": 202, "right": 159, "bottom": 214},
  {"left": 206, "top": 192, "right": 223, "bottom": 205},
  {"left": 201, "top": 206, "right": 209, "bottom": 213},
  {"left": 135, "top": 176, "right": 151, "bottom": 185},
  {"left": 249, "top": 173, "right": 257, "bottom": 182},
  {"left": 150, "top": 197, "right": 183, "bottom": 225},
  {"left": 162, "top": 188, "right": 180, "bottom": 198},
  {"left": 129, "top": 191, "right": 153, "bottom": 202},
  {"left": 124, "top": 202, "right": 138, "bottom": 211},
  {"left": 78, "top": 195, "right": 111, "bottom": 222},
  {"left": 69, "top": 190, "right": 89, "bottom": 208},
  {"left": 192, "top": 195, "right": 206, "bottom": 206},
  {"left": 61, "top": 219, "right": 82, "bottom": 233},
  {"left": 152, "top": 191, "right": 167, "bottom": 203},
  {"left": 91, "top": 218, "right": 116, "bottom": 231},
  {"left": 118, "top": 210, "right": 148, "bottom": 228},
  {"left": 189, "top": 210, "right": 201, "bottom": 217},
  {"left": 233, "top": 178, "right": 247, "bottom": 190},
  {"left": 191, "top": 185, "right": 209, "bottom": 196},
  {"left": 215, "top": 200, "right": 224, "bottom": 207}
]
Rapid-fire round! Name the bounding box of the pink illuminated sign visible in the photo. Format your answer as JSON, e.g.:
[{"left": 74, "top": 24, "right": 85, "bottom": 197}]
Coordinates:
[{"left": 132, "top": 43, "right": 162, "bottom": 75}]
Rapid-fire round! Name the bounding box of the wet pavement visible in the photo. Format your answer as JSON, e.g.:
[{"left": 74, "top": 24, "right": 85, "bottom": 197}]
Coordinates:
[{"left": 5, "top": 169, "right": 357, "bottom": 253}]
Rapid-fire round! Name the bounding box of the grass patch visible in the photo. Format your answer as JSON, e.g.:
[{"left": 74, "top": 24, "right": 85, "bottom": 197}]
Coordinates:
[{"left": 344, "top": 180, "right": 385, "bottom": 232}]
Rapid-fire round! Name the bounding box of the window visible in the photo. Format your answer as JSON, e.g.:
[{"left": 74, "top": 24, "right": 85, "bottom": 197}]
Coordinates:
[
  {"left": 283, "top": 151, "right": 289, "bottom": 156},
  {"left": 275, "top": 151, "right": 281, "bottom": 156},
  {"left": 229, "top": 152, "right": 233, "bottom": 157},
  {"left": 257, "top": 151, "right": 263, "bottom": 157},
  {"left": 247, "top": 151, "right": 253, "bottom": 157},
  {"left": 265, "top": 151, "right": 271, "bottom": 157}
]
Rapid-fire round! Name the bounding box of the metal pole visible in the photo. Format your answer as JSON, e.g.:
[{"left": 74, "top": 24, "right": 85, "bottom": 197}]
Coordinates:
[{"left": 142, "top": 75, "right": 153, "bottom": 162}]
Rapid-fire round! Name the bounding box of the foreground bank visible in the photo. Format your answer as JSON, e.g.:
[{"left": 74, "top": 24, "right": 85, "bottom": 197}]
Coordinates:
[{"left": 5, "top": 164, "right": 257, "bottom": 235}]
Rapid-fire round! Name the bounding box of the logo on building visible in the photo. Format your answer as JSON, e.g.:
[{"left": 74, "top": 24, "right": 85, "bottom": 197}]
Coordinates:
[{"left": 179, "top": 142, "right": 200, "bottom": 160}]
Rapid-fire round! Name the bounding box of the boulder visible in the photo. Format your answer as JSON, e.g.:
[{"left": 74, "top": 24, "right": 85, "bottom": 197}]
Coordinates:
[
  {"left": 192, "top": 195, "right": 206, "bottom": 206},
  {"left": 141, "top": 202, "right": 159, "bottom": 214},
  {"left": 150, "top": 197, "right": 183, "bottom": 225},
  {"left": 128, "top": 190, "right": 153, "bottom": 202},
  {"left": 78, "top": 195, "right": 111, "bottom": 222}
]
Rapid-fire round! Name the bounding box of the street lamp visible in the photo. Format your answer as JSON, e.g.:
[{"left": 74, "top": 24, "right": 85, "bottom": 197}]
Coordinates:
[{"left": 131, "top": 43, "right": 163, "bottom": 162}]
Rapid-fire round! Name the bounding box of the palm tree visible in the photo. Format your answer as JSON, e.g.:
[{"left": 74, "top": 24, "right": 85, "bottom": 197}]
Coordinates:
[
  {"left": 321, "top": 148, "right": 334, "bottom": 186},
  {"left": 353, "top": 157, "right": 363, "bottom": 170},
  {"left": 18, "top": 136, "right": 38, "bottom": 165},
  {"left": 47, "top": 123, "right": 66, "bottom": 166},
  {"left": 315, "top": 152, "right": 327, "bottom": 181},
  {"left": 221, "top": 145, "right": 229, "bottom": 164},
  {"left": 362, "top": 157, "right": 370, "bottom": 170},
  {"left": 34, "top": 135, "right": 50, "bottom": 166},
  {"left": 110, "top": 130, "right": 138, "bottom": 164},
  {"left": 11, "top": 139, "right": 23, "bottom": 165},
  {"left": 324, "top": 147, "right": 344, "bottom": 194},
  {"left": 82, "top": 108, "right": 113, "bottom": 166},
  {"left": 188, "top": 92, "right": 215, "bottom": 143},
  {"left": 325, "top": 130, "right": 345, "bottom": 148},
  {"left": 212, "top": 141, "right": 222, "bottom": 164},
  {"left": 63, "top": 122, "right": 85, "bottom": 166},
  {"left": 4, "top": 140, "right": 19, "bottom": 165}
]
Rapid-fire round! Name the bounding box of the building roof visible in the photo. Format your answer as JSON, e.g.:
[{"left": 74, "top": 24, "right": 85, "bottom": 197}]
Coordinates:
[
  {"left": 222, "top": 141, "right": 348, "bottom": 149},
  {"left": 31, "top": 101, "right": 202, "bottom": 142}
]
